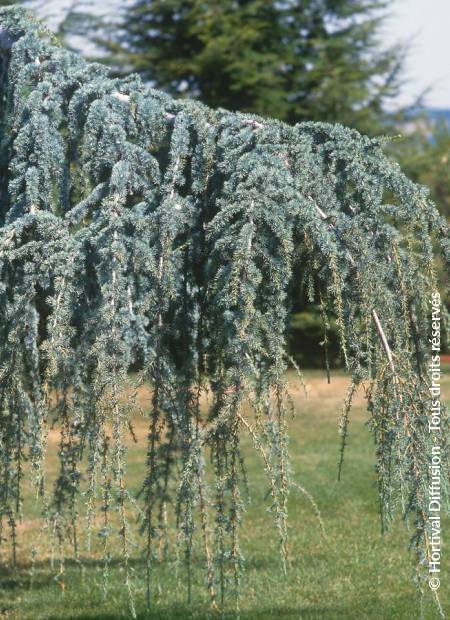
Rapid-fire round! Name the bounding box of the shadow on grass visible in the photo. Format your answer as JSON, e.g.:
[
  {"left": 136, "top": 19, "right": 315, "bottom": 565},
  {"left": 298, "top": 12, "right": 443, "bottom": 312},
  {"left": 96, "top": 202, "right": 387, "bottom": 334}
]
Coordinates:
[
  {"left": 41, "top": 610, "right": 332, "bottom": 620},
  {"left": 0, "top": 552, "right": 297, "bottom": 593},
  {"left": 0, "top": 555, "right": 431, "bottom": 619},
  {"left": 40, "top": 595, "right": 418, "bottom": 620}
]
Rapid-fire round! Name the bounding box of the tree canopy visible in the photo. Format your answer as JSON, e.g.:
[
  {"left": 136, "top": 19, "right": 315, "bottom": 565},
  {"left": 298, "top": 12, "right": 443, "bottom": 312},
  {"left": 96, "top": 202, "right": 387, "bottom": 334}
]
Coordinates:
[
  {"left": 92, "top": 0, "right": 403, "bottom": 135},
  {"left": 0, "top": 7, "right": 448, "bottom": 616}
]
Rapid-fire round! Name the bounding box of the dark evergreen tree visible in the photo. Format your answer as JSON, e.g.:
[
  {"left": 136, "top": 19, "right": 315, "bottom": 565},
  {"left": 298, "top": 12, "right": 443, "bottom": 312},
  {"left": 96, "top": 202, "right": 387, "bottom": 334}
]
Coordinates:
[
  {"left": 0, "top": 7, "right": 448, "bottom": 617},
  {"left": 92, "top": 0, "right": 403, "bottom": 134}
]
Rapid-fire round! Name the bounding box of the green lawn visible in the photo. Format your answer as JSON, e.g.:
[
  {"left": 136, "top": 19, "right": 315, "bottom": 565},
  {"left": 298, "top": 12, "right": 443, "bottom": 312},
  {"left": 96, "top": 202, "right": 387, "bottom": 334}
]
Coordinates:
[{"left": 0, "top": 369, "right": 448, "bottom": 620}]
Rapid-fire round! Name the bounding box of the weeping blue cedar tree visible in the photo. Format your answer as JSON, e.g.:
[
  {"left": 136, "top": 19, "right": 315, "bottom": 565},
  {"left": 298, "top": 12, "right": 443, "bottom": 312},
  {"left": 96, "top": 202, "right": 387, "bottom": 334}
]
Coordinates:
[{"left": 0, "top": 7, "right": 449, "bottom": 617}]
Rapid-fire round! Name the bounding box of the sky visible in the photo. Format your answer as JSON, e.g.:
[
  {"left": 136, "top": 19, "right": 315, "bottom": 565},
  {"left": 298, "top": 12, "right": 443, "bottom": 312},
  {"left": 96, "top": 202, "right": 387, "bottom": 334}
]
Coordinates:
[
  {"left": 382, "top": 0, "right": 450, "bottom": 109},
  {"left": 28, "top": 0, "right": 450, "bottom": 111}
]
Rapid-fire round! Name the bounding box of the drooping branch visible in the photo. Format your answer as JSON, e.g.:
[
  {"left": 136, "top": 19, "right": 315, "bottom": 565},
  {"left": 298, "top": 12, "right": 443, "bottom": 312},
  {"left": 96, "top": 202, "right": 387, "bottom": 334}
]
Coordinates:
[
  {"left": 371, "top": 309, "right": 396, "bottom": 376},
  {"left": 314, "top": 201, "right": 397, "bottom": 377}
]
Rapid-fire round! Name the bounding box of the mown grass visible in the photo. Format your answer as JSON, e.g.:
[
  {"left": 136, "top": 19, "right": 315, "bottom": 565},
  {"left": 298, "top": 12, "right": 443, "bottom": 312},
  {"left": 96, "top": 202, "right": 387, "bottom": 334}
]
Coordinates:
[{"left": 0, "top": 368, "right": 448, "bottom": 620}]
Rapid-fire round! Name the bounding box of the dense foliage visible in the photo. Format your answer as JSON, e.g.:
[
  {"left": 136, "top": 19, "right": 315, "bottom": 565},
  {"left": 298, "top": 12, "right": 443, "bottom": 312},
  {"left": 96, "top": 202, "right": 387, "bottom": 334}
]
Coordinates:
[
  {"left": 79, "top": 0, "right": 403, "bottom": 135},
  {"left": 0, "top": 7, "right": 448, "bottom": 616}
]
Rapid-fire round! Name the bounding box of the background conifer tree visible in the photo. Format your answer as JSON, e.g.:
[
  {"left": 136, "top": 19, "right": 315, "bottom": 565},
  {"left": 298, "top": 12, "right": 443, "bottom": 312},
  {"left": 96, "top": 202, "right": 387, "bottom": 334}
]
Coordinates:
[{"left": 92, "top": 0, "right": 403, "bottom": 135}]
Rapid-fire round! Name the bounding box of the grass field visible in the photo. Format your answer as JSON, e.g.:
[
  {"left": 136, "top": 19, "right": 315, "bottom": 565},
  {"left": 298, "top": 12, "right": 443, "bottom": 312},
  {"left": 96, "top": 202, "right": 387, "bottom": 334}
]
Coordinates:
[{"left": 0, "top": 368, "right": 448, "bottom": 620}]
